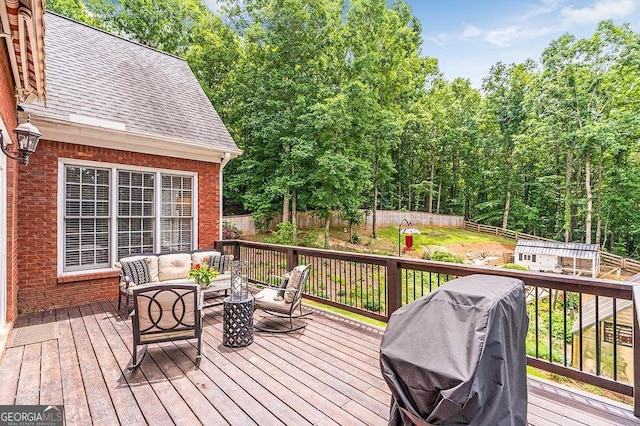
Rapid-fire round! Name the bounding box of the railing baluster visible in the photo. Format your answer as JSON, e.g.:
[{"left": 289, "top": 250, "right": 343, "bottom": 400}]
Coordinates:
[
  {"left": 579, "top": 293, "right": 583, "bottom": 371},
  {"left": 563, "top": 290, "right": 567, "bottom": 367},
  {"left": 549, "top": 287, "right": 553, "bottom": 362},
  {"left": 595, "top": 296, "right": 601, "bottom": 377},
  {"left": 535, "top": 287, "right": 539, "bottom": 359},
  {"left": 613, "top": 297, "right": 617, "bottom": 382}
]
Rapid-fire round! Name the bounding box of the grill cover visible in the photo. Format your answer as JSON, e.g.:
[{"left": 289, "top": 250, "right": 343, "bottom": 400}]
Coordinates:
[{"left": 380, "top": 274, "right": 528, "bottom": 425}]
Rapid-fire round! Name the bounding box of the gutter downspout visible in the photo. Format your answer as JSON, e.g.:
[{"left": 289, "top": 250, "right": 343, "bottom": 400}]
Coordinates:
[{"left": 219, "top": 152, "right": 231, "bottom": 240}]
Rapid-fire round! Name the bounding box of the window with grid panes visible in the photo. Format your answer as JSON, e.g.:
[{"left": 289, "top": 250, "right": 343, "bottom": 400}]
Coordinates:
[
  {"left": 64, "top": 166, "right": 111, "bottom": 271},
  {"left": 117, "top": 171, "right": 155, "bottom": 259},
  {"left": 161, "top": 175, "right": 193, "bottom": 252},
  {"left": 62, "top": 162, "right": 195, "bottom": 272}
]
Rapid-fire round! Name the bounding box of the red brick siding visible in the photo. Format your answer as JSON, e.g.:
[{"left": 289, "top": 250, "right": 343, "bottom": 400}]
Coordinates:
[
  {"left": 0, "top": 40, "right": 19, "bottom": 322},
  {"left": 17, "top": 140, "right": 221, "bottom": 312}
]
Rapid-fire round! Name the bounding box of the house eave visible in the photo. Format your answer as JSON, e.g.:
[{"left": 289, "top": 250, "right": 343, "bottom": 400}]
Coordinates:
[{"left": 32, "top": 116, "right": 242, "bottom": 163}]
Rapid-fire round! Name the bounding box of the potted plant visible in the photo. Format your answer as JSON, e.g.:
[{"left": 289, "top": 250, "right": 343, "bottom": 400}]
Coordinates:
[{"left": 188, "top": 264, "right": 220, "bottom": 287}]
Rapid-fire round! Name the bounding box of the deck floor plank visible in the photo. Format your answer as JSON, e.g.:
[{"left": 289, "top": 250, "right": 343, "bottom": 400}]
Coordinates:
[
  {"left": 39, "top": 339, "right": 63, "bottom": 406},
  {"left": 205, "top": 316, "right": 374, "bottom": 426},
  {"left": 0, "top": 346, "right": 24, "bottom": 404},
  {"left": 68, "top": 306, "right": 120, "bottom": 426},
  {"left": 200, "top": 316, "right": 330, "bottom": 425},
  {"left": 1, "top": 300, "right": 638, "bottom": 426},
  {"left": 78, "top": 304, "right": 146, "bottom": 426},
  {"left": 254, "top": 331, "right": 389, "bottom": 418},
  {"left": 56, "top": 308, "right": 92, "bottom": 426},
  {"left": 99, "top": 303, "right": 203, "bottom": 426},
  {"left": 93, "top": 302, "right": 174, "bottom": 425},
  {"left": 14, "top": 343, "right": 40, "bottom": 405}
]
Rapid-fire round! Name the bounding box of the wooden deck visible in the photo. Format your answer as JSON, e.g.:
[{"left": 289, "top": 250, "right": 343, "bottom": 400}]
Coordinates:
[{"left": 0, "top": 301, "right": 638, "bottom": 425}]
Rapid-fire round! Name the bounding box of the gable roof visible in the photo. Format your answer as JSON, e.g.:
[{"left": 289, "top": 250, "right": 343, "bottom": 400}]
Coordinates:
[
  {"left": 515, "top": 240, "right": 600, "bottom": 261},
  {"left": 24, "top": 13, "right": 240, "bottom": 160}
]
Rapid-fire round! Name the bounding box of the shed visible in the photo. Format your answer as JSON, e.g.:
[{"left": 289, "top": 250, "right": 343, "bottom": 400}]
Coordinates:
[{"left": 514, "top": 240, "right": 600, "bottom": 278}]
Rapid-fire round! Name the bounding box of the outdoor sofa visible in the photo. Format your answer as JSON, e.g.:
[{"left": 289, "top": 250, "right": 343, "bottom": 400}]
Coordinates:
[{"left": 116, "top": 249, "right": 233, "bottom": 315}]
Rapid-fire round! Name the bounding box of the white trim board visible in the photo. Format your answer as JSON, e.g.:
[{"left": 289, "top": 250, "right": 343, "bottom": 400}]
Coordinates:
[{"left": 33, "top": 116, "right": 241, "bottom": 163}]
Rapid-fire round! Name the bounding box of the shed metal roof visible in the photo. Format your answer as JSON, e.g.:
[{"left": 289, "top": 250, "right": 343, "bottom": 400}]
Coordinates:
[
  {"left": 24, "top": 13, "right": 239, "bottom": 155},
  {"left": 515, "top": 240, "right": 599, "bottom": 260}
]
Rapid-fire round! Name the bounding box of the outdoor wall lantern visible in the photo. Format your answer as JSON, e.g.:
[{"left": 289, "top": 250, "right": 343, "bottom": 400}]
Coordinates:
[{"left": 0, "top": 115, "right": 42, "bottom": 165}]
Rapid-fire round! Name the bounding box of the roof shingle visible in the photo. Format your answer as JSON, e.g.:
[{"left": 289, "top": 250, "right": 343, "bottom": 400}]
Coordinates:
[{"left": 25, "top": 13, "right": 239, "bottom": 153}]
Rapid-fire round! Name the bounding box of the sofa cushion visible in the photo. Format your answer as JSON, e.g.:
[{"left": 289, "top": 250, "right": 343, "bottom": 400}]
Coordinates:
[
  {"left": 119, "top": 255, "right": 159, "bottom": 282},
  {"left": 158, "top": 253, "right": 192, "bottom": 281},
  {"left": 121, "top": 259, "right": 152, "bottom": 285},
  {"left": 191, "top": 251, "right": 221, "bottom": 268}
]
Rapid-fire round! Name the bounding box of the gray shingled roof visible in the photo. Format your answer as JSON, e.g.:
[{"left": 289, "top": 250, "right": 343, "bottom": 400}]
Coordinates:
[
  {"left": 515, "top": 240, "right": 600, "bottom": 260},
  {"left": 25, "top": 13, "right": 239, "bottom": 153}
]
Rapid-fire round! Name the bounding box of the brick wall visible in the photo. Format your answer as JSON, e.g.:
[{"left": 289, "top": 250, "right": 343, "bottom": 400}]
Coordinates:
[
  {"left": 17, "top": 140, "right": 221, "bottom": 312},
  {"left": 0, "top": 40, "right": 19, "bottom": 322}
]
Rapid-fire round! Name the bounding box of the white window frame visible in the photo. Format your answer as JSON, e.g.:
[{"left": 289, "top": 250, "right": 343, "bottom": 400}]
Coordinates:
[{"left": 58, "top": 158, "right": 198, "bottom": 276}]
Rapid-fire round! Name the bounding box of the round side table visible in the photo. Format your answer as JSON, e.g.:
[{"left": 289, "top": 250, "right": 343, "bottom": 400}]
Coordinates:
[{"left": 223, "top": 295, "right": 254, "bottom": 347}]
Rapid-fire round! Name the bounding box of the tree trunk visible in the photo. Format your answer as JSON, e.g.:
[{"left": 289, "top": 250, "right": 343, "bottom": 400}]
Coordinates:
[
  {"left": 428, "top": 156, "right": 435, "bottom": 213},
  {"left": 436, "top": 181, "right": 442, "bottom": 215},
  {"left": 502, "top": 189, "right": 511, "bottom": 230},
  {"left": 324, "top": 217, "right": 330, "bottom": 249},
  {"left": 585, "top": 154, "right": 592, "bottom": 244},
  {"left": 595, "top": 146, "right": 604, "bottom": 246},
  {"left": 292, "top": 190, "right": 297, "bottom": 240},
  {"left": 564, "top": 147, "right": 574, "bottom": 242},
  {"left": 408, "top": 186, "right": 412, "bottom": 211},
  {"left": 372, "top": 155, "right": 379, "bottom": 239},
  {"left": 283, "top": 193, "right": 290, "bottom": 223}
]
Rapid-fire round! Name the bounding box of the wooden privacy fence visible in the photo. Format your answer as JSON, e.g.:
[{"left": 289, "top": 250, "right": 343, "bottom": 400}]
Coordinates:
[
  {"left": 216, "top": 239, "right": 640, "bottom": 416},
  {"left": 224, "top": 210, "right": 464, "bottom": 235},
  {"left": 465, "top": 221, "right": 640, "bottom": 274}
]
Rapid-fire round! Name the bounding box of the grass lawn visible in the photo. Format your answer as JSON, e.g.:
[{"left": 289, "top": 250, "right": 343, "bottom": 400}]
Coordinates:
[{"left": 247, "top": 224, "right": 515, "bottom": 259}]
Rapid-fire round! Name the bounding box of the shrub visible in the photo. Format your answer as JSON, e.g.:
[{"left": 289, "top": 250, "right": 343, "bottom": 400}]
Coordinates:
[
  {"left": 350, "top": 233, "right": 361, "bottom": 244},
  {"left": 501, "top": 263, "right": 528, "bottom": 271},
  {"left": 222, "top": 221, "right": 242, "bottom": 240},
  {"left": 267, "top": 221, "right": 297, "bottom": 245},
  {"left": 298, "top": 228, "right": 320, "bottom": 247},
  {"left": 423, "top": 250, "right": 464, "bottom": 264},
  {"left": 363, "top": 300, "right": 382, "bottom": 312}
]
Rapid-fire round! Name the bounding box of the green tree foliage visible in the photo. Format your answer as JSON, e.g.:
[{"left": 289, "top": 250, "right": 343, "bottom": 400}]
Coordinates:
[{"left": 49, "top": 3, "right": 640, "bottom": 257}]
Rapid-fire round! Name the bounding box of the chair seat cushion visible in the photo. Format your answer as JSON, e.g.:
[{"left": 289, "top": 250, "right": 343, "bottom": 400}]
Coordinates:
[
  {"left": 254, "top": 288, "right": 291, "bottom": 313},
  {"left": 140, "top": 329, "right": 197, "bottom": 343}
]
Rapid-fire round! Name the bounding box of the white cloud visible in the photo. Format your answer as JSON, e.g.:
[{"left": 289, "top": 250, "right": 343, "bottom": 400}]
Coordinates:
[
  {"left": 461, "top": 24, "right": 482, "bottom": 38},
  {"left": 561, "top": 0, "right": 636, "bottom": 24},
  {"left": 427, "top": 0, "right": 639, "bottom": 50}
]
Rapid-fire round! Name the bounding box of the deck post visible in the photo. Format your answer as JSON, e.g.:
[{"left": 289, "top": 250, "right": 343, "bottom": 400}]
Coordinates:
[
  {"left": 387, "top": 258, "right": 402, "bottom": 320},
  {"left": 287, "top": 247, "right": 298, "bottom": 271},
  {"left": 633, "top": 286, "right": 640, "bottom": 417}
]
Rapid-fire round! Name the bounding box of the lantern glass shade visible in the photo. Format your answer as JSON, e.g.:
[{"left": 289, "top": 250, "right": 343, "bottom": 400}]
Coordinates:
[
  {"left": 231, "top": 260, "right": 249, "bottom": 301},
  {"left": 15, "top": 120, "right": 42, "bottom": 155}
]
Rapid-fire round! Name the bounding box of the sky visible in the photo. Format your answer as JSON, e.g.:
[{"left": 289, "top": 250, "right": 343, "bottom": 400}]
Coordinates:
[{"left": 204, "top": 0, "right": 640, "bottom": 88}]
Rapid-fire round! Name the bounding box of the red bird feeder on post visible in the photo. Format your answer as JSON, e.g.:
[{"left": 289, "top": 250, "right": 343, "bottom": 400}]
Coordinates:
[
  {"left": 398, "top": 220, "right": 421, "bottom": 256},
  {"left": 405, "top": 234, "right": 414, "bottom": 251}
]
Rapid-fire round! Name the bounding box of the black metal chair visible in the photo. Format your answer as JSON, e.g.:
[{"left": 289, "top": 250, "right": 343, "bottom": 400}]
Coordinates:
[
  {"left": 129, "top": 283, "right": 203, "bottom": 370},
  {"left": 253, "top": 265, "right": 312, "bottom": 333}
]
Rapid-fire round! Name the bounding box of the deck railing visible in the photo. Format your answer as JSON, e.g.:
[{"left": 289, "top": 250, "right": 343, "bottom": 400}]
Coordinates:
[{"left": 215, "top": 239, "right": 640, "bottom": 416}]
